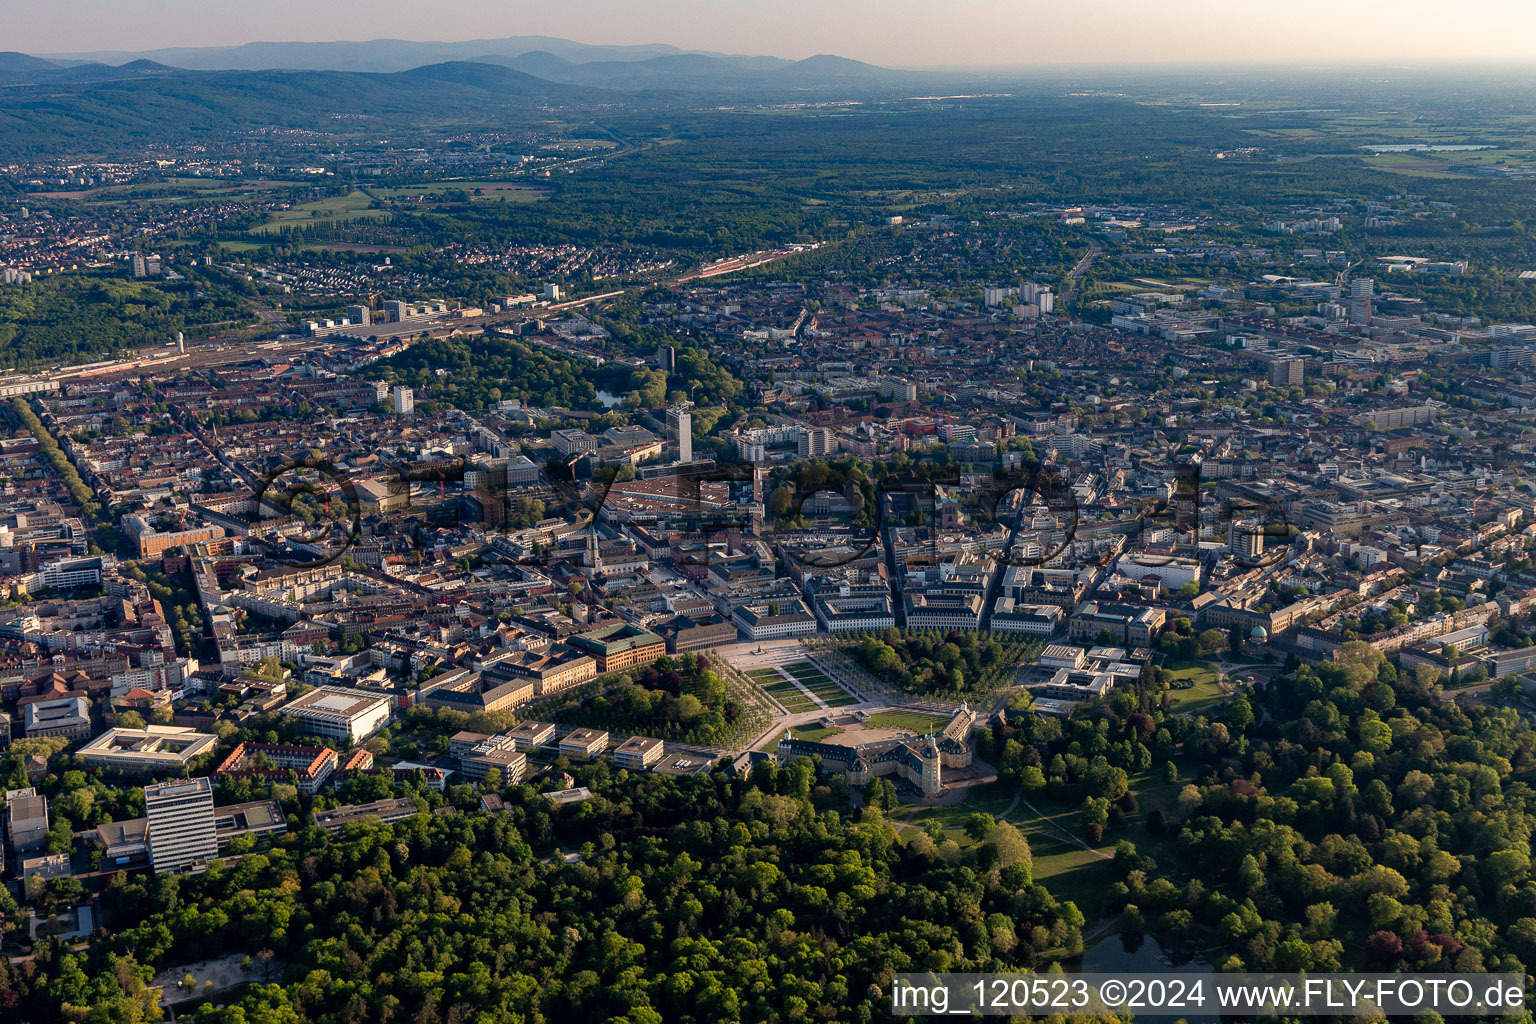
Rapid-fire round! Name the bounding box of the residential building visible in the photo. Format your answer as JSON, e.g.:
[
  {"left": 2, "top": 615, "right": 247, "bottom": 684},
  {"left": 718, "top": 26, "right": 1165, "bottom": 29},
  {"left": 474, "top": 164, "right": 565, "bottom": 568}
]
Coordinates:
[
  {"left": 1267, "top": 358, "right": 1304, "bottom": 387},
  {"left": 798, "top": 427, "right": 835, "bottom": 458}
]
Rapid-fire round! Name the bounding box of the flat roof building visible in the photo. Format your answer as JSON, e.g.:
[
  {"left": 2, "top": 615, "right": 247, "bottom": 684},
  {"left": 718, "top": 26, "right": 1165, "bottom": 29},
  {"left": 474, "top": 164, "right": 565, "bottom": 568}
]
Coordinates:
[
  {"left": 313, "top": 798, "right": 422, "bottom": 831},
  {"left": 144, "top": 777, "right": 217, "bottom": 874},
  {"left": 613, "top": 735, "right": 665, "bottom": 771},
  {"left": 507, "top": 721, "right": 556, "bottom": 751},
  {"left": 559, "top": 728, "right": 609, "bottom": 761},
  {"left": 5, "top": 787, "right": 49, "bottom": 856},
  {"left": 280, "top": 686, "right": 392, "bottom": 742},
  {"left": 79, "top": 726, "right": 218, "bottom": 775},
  {"left": 567, "top": 624, "right": 665, "bottom": 674}
]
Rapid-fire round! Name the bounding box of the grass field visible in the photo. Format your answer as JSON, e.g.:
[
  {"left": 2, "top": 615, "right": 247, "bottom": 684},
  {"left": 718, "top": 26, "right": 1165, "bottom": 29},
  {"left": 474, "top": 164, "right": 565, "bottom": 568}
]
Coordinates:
[
  {"left": 892, "top": 781, "right": 1017, "bottom": 852},
  {"left": 749, "top": 668, "right": 821, "bottom": 713},
  {"left": 757, "top": 721, "right": 844, "bottom": 751},
  {"left": 1007, "top": 761, "right": 1197, "bottom": 918},
  {"left": 1161, "top": 657, "right": 1230, "bottom": 712},
  {"left": 256, "top": 190, "right": 391, "bottom": 234},
  {"left": 888, "top": 780, "right": 1121, "bottom": 910},
  {"left": 784, "top": 662, "right": 858, "bottom": 707},
  {"left": 368, "top": 182, "right": 550, "bottom": 203},
  {"left": 863, "top": 710, "right": 950, "bottom": 732}
]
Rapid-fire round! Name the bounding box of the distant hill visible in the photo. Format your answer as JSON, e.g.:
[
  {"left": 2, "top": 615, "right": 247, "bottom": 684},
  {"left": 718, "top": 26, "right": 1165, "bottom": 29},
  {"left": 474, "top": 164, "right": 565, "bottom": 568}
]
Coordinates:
[
  {"left": 43, "top": 36, "right": 747, "bottom": 74},
  {"left": 30, "top": 35, "right": 924, "bottom": 94},
  {"left": 0, "top": 62, "right": 603, "bottom": 159},
  {"left": 0, "top": 37, "right": 934, "bottom": 157},
  {"left": 0, "top": 51, "right": 60, "bottom": 74},
  {"left": 481, "top": 48, "right": 922, "bottom": 95}
]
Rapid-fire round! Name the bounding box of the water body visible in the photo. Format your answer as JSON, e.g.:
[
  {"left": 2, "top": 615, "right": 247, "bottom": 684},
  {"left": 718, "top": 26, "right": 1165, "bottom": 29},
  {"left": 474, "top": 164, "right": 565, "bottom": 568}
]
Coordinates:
[
  {"left": 595, "top": 390, "right": 623, "bottom": 409},
  {"left": 1078, "top": 930, "right": 1218, "bottom": 1024},
  {"left": 1364, "top": 144, "right": 1494, "bottom": 153}
]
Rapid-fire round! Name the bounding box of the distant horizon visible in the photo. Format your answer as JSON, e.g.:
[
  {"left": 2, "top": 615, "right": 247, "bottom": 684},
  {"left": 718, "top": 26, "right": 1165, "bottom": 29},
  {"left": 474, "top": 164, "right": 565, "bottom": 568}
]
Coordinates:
[
  {"left": 13, "top": 0, "right": 1536, "bottom": 68},
  {"left": 27, "top": 36, "right": 1536, "bottom": 78}
]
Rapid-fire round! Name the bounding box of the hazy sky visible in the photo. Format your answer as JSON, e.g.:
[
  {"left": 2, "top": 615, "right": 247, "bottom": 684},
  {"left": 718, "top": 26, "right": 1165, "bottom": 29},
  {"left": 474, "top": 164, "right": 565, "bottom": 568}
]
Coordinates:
[{"left": 14, "top": 0, "right": 1536, "bottom": 66}]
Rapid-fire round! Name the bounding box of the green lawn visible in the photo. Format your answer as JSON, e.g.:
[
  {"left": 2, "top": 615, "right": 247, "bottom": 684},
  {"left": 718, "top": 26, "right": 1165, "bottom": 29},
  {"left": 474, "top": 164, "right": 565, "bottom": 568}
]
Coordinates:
[
  {"left": 758, "top": 674, "right": 820, "bottom": 712},
  {"left": 757, "top": 721, "right": 843, "bottom": 752},
  {"left": 785, "top": 661, "right": 859, "bottom": 706},
  {"left": 1003, "top": 758, "right": 1202, "bottom": 918},
  {"left": 863, "top": 710, "right": 950, "bottom": 732},
  {"left": 255, "top": 190, "right": 391, "bottom": 234},
  {"left": 1031, "top": 840, "right": 1118, "bottom": 915},
  {"left": 893, "top": 780, "right": 1117, "bottom": 912},
  {"left": 1161, "top": 657, "right": 1230, "bottom": 711}
]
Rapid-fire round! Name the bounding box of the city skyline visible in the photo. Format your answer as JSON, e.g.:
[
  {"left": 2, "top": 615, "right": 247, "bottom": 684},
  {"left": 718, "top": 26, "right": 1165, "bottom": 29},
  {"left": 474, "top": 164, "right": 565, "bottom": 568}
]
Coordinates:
[{"left": 12, "top": 0, "right": 1536, "bottom": 68}]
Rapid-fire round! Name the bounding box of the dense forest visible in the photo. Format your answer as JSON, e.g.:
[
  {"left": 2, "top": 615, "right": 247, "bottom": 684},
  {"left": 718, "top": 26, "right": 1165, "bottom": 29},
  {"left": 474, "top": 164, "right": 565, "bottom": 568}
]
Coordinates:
[
  {"left": 0, "top": 277, "right": 247, "bottom": 369},
  {"left": 984, "top": 640, "right": 1536, "bottom": 975},
  {"left": 0, "top": 762, "right": 1072, "bottom": 1024},
  {"left": 536, "top": 653, "right": 749, "bottom": 748},
  {"left": 375, "top": 335, "right": 598, "bottom": 413},
  {"left": 853, "top": 629, "right": 1035, "bottom": 696}
]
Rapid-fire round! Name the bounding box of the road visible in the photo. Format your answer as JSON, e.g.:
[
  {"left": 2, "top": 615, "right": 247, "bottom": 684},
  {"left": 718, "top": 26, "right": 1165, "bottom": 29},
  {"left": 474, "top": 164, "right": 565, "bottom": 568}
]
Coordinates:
[{"left": 1059, "top": 237, "right": 1103, "bottom": 309}]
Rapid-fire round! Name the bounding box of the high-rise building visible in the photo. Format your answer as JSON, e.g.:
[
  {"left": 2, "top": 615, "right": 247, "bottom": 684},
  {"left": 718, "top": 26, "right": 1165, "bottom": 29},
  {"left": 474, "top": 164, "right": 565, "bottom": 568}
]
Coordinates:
[
  {"left": 1348, "top": 278, "right": 1374, "bottom": 324},
  {"left": 798, "top": 427, "right": 835, "bottom": 458},
  {"left": 144, "top": 777, "right": 217, "bottom": 874},
  {"left": 666, "top": 405, "right": 692, "bottom": 464},
  {"left": 393, "top": 387, "right": 414, "bottom": 415},
  {"left": 131, "top": 254, "right": 147, "bottom": 279},
  {"left": 345, "top": 304, "right": 371, "bottom": 326},
  {"left": 1267, "top": 358, "right": 1304, "bottom": 387},
  {"left": 658, "top": 344, "right": 676, "bottom": 373},
  {"left": 1231, "top": 524, "right": 1265, "bottom": 563},
  {"left": 1037, "top": 289, "right": 1055, "bottom": 314},
  {"left": 544, "top": 283, "right": 564, "bottom": 301}
]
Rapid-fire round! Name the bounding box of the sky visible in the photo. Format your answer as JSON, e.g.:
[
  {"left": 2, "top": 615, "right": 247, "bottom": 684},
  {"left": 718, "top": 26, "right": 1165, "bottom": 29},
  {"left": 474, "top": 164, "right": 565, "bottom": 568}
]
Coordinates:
[{"left": 12, "top": 0, "right": 1536, "bottom": 67}]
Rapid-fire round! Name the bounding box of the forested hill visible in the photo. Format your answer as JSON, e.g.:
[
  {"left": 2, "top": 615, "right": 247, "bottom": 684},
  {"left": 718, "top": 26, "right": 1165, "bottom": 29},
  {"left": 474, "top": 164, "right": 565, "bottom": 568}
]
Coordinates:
[{"left": 0, "top": 63, "right": 603, "bottom": 159}]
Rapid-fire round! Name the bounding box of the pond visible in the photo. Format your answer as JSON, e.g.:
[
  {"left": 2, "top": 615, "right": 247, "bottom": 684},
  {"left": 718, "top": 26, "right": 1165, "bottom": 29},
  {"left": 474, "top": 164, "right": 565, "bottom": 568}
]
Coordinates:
[{"left": 1077, "top": 929, "right": 1218, "bottom": 1024}]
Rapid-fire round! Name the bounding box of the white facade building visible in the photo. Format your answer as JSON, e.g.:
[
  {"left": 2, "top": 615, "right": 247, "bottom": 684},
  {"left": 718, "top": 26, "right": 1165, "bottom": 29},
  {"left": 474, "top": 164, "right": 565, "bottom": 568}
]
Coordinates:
[{"left": 145, "top": 777, "right": 218, "bottom": 874}]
